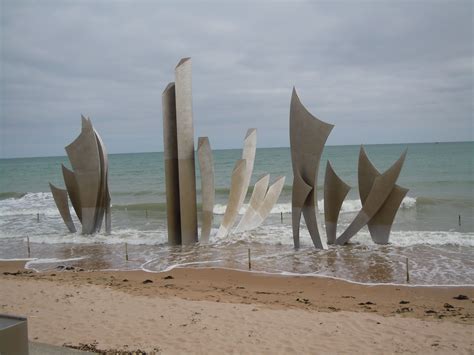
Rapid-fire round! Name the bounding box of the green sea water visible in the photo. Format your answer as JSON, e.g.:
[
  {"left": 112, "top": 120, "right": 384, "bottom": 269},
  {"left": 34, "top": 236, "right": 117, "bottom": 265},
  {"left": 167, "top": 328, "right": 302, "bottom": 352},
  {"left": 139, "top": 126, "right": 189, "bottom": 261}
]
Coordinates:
[{"left": 0, "top": 142, "right": 473, "bottom": 285}]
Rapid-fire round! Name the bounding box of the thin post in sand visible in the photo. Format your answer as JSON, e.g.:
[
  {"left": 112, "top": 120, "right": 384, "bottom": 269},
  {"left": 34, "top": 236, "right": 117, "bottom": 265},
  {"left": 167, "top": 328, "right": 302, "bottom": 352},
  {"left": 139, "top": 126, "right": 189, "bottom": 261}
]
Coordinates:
[
  {"left": 405, "top": 257, "right": 410, "bottom": 283},
  {"left": 281, "top": 212, "right": 283, "bottom": 223},
  {"left": 125, "top": 243, "right": 129, "bottom": 261},
  {"left": 458, "top": 214, "right": 461, "bottom": 226},
  {"left": 248, "top": 248, "right": 251, "bottom": 270},
  {"left": 37, "top": 213, "right": 40, "bottom": 222},
  {"left": 27, "top": 236, "right": 30, "bottom": 258}
]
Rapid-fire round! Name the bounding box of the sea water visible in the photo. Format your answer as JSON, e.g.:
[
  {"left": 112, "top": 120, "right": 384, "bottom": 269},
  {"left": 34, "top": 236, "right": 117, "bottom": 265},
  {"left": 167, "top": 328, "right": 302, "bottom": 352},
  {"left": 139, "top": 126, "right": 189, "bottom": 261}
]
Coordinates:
[{"left": 0, "top": 142, "right": 473, "bottom": 285}]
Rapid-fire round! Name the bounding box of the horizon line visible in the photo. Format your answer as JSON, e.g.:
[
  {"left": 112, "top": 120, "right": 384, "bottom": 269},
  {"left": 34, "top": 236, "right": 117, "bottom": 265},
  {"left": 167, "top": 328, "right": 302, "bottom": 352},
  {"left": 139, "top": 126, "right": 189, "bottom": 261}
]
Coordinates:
[{"left": 1, "top": 139, "right": 472, "bottom": 160}]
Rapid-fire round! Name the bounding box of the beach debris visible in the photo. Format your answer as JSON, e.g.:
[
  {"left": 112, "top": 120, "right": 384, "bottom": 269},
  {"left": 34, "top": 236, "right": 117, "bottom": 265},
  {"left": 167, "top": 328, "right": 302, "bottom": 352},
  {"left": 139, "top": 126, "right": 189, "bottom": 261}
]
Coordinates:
[
  {"left": 396, "top": 307, "right": 412, "bottom": 313},
  {"left": 399, "top": 300, "right": 410, "bottom": 304},
  {"left": 3, "top": 271, "right": 33, "bottom": 276},
  {"left": 425, "top": 309, "right": 437, "bottom": 314},
  {"left": 358, "top": 301, "right": 375, "bottom": 306},
  {"left": 296, "top": 298, "right": 311, "bottom": 305},
  {"left": 142, "top": 279, "right": 153, "bottom": 284},
  {"left": 444, "top": 303, "right": 454, "bottom": 309},
  {"left": 122, "top": 279, "right": 129, "bottom": 282},
  {"left": 328, "top": 306, "right": 340, "bottom": 311},
  {"left": 63, "top": 341, "right": 156, "bottom": 354},
  {"left": 453, "top": 294, "right": 469, "bottom": 300},
  {"left": 163, "top": 275, "right": 174, "bottom": 280}
]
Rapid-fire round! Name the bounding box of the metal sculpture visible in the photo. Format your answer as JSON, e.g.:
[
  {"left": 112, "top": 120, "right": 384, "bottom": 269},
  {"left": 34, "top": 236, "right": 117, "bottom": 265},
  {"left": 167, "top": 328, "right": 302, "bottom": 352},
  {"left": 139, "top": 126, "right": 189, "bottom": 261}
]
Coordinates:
[
  {"left": 215, "top": 159, "right": 247, "bottom": 238},
  {"left": 61, "top": 164, "right": 82, "bottom": 222},
  {"left": 197, "top": 137, "right": 215, "bottom": 243},
  {"left": 335, "top": 149, "right": 407, "bottom": 245},
  {"left": 358, "top": 147, "right": 409, "bottom": 244},
  {"left": 49, "top": 183, "right": 76, "bottom": 233},
  {"left": 175, "top": 58, "right": 198, "bottom": 244},
  {"left": 162, "top": 82, "right": 182, "bottom": 245},
  {"left": 235, "top": 128, "right": 257, "bottom": 215},
  {"left": 290, "top": 88, "right": 334, "bottom": 249},
  {"left": 65, "top": 116, "right": 102, "bottom": 234},
  {"left": 94, "top": 127, "right": 111, "bottom": 233},
  {"left": 246, "top": 175, "right": 286, "bottom": 231},
  {"left": 234, "top": 174, "right": 270, "bottom": 233},
  {"left": 324, "top": 161, "right": 350, "bottom": 244},
  {"left": 215, "top": 129, "right": 256, "bottom": 237},
  {"left": 50, "top": 116, "right": 111, "bottom": 234},
  {"left": 162, "top": 58, "right": 199, "bottom": 245}
]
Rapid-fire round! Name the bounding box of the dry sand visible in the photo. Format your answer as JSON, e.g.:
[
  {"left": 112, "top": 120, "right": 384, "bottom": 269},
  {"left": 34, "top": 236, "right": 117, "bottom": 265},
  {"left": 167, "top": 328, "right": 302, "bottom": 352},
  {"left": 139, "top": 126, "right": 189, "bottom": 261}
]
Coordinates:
[{"left": 1, "top": 260, "right": 473, "bottom": 354}]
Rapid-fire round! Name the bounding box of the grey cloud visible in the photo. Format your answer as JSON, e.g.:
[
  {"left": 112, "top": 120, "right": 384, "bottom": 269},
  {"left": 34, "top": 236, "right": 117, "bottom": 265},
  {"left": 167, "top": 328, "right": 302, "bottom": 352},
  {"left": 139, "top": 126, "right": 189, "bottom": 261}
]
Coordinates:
[{"left": 0, "top": 0, "right": 472, "bottom": 158}]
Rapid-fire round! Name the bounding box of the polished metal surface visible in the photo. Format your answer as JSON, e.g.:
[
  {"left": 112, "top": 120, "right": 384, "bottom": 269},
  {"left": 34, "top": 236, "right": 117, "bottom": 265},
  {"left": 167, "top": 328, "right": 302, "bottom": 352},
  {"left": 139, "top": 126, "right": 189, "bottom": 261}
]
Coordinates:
[
  {"left": 336, "top": 149, "right": 407, "bottom": 245},
  {"left": 175, "top": 58, "right": 198, "bottom": 244},
  {"left": 64, "top": 116, "right": 101, "bottom": 234},
  {"left": 49, "top": 183, "right": 76, "bottom": 233},
  {"left": 162, "top": 82, "right": 182, "bottom": 245},
  {"left": 324, "top": 161, "right": 350, "bottom": 244},
  {"left": 215, "top": 159, "right": 247, "bottom": 238},
  {"left": 358, "top": 147, "right": 409, "bottom": 244},
  {"left": 290, "top": 88, "right": 334, "bottom": 249},
  {"left": 197, "top": 137, "right": 215, "bottom": 243},
  {"left": 234, "top": 174, "right": 270, "bottom": 233}
]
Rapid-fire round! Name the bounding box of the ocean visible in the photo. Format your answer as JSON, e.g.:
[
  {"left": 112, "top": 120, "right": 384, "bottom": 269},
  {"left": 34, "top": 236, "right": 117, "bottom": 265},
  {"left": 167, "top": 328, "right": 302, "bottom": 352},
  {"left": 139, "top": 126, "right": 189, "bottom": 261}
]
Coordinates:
[{"left": 0, "top": 142, "right": 473, "bottom": 285}]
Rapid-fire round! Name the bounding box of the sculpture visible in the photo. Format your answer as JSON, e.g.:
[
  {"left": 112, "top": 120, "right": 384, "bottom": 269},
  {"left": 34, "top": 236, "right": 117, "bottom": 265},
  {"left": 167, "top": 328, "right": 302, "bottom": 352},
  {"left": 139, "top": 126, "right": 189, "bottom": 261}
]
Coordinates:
[
  {"left": 290, "top": 88, "right": 333, "bottom": 249},
  {"left": 215, "top": 129, "right": 257, "bottom": 238},
  {"left": 235, "top": 128, "right": 257, "bottom": 216},
  {"left": 335, "top": 149, "right": 407, "bottom": 245},
  {"left": 49, "top": 183, "right": 76, "bottom": 233},
  {"left": 197, "top": 137, "right": 215, "bottom": 243},
  {"left": 234, "top": 174, "right": 270, "bottom": 233},
  {"left": 50, "top": 116, "right": 111, "bottom": 234},
  {"left": 175, "top": 58, "right": 198, "bottom": 244},
  {"left": 247, "top": 176, "right": 286, "bottom": 231},
  {"left": 357, "top": 147, "right": 409, "bottom": 244},
  {"left": 162, "top": 82, "right": 182, "bottom": 245},
  {"left": 61, "top": 165, "right": 82, "bottom": 222},
  {"left": 215, "top": 159, "right": 247, "bottom": 238},
  {"left": 324, "top": 161, "right": 350, "bottom": 244},
  {"left": 162, "top": 58, "right": 198, "bottom": 245}
]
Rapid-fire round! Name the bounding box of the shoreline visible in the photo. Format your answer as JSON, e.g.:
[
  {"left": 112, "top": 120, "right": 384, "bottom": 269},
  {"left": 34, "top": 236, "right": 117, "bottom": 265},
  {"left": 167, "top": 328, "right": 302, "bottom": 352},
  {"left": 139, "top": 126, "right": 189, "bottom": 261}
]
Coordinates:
[
  {"left": 14, "top": 256, "right": 473, "bottom": 288},
  {"left": 1, "top": 260, "right": 473, "bottom": 353}
]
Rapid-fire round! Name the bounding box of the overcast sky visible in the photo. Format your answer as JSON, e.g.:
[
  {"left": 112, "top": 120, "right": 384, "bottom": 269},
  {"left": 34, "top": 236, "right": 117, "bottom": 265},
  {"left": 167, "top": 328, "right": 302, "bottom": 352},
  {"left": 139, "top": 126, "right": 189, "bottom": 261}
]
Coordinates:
[{"left": 1, "top": 0, "right": 472, "bottom": 158}]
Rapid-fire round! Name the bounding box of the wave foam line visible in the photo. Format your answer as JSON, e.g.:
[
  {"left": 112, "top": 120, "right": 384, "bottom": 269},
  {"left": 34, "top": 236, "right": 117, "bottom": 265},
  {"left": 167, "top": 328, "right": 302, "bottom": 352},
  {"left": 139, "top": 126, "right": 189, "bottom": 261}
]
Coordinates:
[
  {"left": 133, "top": 263, "right": 474, "bottom": 287},
  {"left": 25, "top": 256, "right": 88, "bottom": 272},
  {"left": 141, "top": 259, "right": 224, "bottom": 273},
  {"left": 213, "top": 196, "right": 417, "bottom": 215}
]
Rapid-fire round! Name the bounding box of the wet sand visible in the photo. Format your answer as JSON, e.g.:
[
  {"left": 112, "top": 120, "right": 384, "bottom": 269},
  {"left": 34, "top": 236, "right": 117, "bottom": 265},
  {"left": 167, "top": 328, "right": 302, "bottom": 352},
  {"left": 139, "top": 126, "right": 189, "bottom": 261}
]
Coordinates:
[{"left": 1, "top": 260, "right": 473, "bottom": 354}]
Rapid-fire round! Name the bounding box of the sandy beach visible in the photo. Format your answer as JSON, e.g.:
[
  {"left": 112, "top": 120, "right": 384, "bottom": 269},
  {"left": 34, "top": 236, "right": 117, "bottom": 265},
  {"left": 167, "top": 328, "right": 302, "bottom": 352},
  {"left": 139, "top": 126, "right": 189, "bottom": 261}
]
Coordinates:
[{"left": 0, "top": 260, "right": 473, "bottom": 354}]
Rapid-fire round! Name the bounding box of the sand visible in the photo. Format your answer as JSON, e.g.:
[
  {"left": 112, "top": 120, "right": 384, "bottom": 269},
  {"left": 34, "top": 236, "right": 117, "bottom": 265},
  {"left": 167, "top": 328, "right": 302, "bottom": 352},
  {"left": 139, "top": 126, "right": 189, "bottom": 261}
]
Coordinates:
[{"left": 1, "top": 260, "right": 473, "bottom": 354}]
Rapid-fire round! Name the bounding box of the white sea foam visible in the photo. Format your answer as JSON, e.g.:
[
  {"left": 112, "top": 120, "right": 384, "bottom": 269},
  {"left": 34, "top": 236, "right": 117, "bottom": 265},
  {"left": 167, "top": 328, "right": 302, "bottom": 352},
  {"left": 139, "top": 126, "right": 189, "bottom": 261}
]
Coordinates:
[
  {"left": 0, "top": 192, "right": 60, "bottom": 217},
  {"left": 28, "top": 229, "right": 168, "bottom": 246},
  {"left": 213, "top": 196, "right": 417, "bottom": 215}
]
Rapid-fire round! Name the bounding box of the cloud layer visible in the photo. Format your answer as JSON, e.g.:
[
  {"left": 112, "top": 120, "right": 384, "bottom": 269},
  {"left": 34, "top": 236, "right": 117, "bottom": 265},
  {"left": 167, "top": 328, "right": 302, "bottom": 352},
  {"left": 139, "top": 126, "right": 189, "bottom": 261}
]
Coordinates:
[{"left": 1, "top": 0, "right": 472, "bottom": 157}]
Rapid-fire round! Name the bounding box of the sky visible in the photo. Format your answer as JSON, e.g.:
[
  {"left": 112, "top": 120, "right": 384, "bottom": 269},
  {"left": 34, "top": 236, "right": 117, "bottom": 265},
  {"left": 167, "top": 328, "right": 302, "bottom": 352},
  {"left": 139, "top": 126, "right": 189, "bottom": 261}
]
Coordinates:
[{"left": 0, "top": 0, "right": 472, "bottom": 158}]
